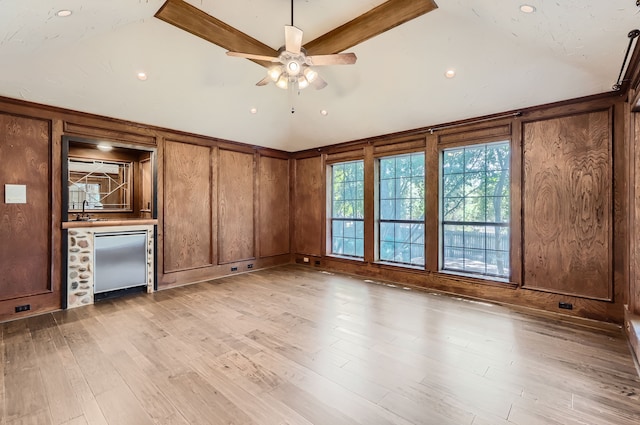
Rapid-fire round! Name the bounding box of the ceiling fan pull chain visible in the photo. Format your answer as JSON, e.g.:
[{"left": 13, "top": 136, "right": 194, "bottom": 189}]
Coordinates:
[{"left": 288, "top": 83, "right": 297, "bottom": 114}]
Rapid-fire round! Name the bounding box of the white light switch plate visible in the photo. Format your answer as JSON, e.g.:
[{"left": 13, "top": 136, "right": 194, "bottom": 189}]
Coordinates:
[{"left": 5, "top": 184, "right": 27, "bottom": 204}]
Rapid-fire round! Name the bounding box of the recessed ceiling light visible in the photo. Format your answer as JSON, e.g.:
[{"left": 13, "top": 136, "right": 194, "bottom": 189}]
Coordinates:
[
  {"left": 250, "top": 107, "right": 257, "bottom": 114},
  {"left": 445, "top": 69, "right": 456, "bottom": 79},
  {"left": 320, "top": 110, "right": 328, "bottom": 116},
  {"left": 56, "top": 10, "right": 72, "bottom": 17},
  {"left": 520, "top": 4, "right": 536, "bottom": 13},
  {"left": 96, "top": 143, "right": 113, "bottom": 152},
  {"left": 137, "top": 72, "right": 148, "bottom": 81}
]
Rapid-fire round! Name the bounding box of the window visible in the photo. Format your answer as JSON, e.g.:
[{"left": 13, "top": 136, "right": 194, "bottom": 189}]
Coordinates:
[
  {"left": 378, "top": 152, "right": 425, "bottom": 266},
  {"left": 441, "top": 141, "right": 510, "bottom": 279},
  {"left": 330, "top": 160, "right": 364, "bottom": 258}
]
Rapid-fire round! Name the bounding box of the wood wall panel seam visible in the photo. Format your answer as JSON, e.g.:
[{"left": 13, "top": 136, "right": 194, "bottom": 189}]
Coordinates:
[
  {"left": 510, "top": 121, "right": 524, "bottom": 286},
  {"left": 210, "top": 145, "right": 218, "bottom": 268},
  {"left": 50, "top": 118, "right": 64, "bottom": 296},
  {"left": 632, "top": 111, "right": 640, "bottom": 313},
  {"left": 425, "top": 133, "right": 439, "bottom": 272},
  {"left": 610, "top": 103, "right": 622, "bottom": 304},
  {"left": 363, "top": 145, "right": 375, "bottom": 263}
]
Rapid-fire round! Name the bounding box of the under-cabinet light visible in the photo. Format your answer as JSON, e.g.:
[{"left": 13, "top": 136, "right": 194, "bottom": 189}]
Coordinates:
[{"left": 96, "top": 143, "right": 113, "bottom": 152}]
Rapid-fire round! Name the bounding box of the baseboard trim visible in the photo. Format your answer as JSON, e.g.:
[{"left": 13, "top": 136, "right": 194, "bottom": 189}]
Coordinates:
[{"left": 624, "top": 305, "right": 640, "bottom": 377}]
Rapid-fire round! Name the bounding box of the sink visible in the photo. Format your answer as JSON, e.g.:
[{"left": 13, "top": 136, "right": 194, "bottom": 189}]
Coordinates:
[{"left": 73, "top": 216, "right": 107, "bottom": 222}]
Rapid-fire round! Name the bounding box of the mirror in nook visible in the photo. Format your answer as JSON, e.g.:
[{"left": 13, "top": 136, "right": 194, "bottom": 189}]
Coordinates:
[{"left": 68, "top": 158, "right": 132, "bottom": 211}]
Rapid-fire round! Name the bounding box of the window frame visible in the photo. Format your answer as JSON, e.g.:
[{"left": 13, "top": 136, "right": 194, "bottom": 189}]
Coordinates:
[
  {"left": 374, "top": 150, "right": 426, "bottom": 268},
  {"left": 438, "top": 139, "right": 512, "bottom": 281},
  {"left": 327, "top": 159, "right": 365, "bottom": 259}
]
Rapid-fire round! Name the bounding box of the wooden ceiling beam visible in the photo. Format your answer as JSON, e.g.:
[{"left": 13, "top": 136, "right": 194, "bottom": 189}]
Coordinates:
[
  {"left": 155, "top": 0, "right": 277, "bottom": 68},
  {"left": 303, "top": 0, "right": 438, "bottom": 55}
]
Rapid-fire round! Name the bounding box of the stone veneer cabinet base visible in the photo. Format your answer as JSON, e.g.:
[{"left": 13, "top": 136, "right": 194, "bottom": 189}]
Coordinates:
[{"left": 67, "top": 224, "right": 155, "bottom": 308}]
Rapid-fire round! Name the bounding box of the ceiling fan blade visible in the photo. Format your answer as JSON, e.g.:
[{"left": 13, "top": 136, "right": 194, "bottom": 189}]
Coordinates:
[
  {"left": 306, "top": 52, "right": 357, "bottom": 66},
  {"left": 285, "top": 25, "right": 304, "bottom": 54},
  {"left": 227, "top": 51, "right": 280, "bottom": 62},
  {"left": 256, "top": 76, "right": 271, "bottom": 86},
  {"left": 155, "top": 0, "right": 278, "bottom": 67},
  {"left": 311, "top": 75, "right": 328, "bottom": 90},
  {"left": 303, "top": 0, "right": 438, "bottom": 55}
]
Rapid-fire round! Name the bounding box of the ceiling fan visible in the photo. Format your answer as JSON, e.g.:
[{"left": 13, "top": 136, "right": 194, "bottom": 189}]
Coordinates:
[
  {"left": 226, "top": 24, "right": 357, "bottom": 90},
  {"left": 155, "top": 0, "right": 438, "bottom": 90}
]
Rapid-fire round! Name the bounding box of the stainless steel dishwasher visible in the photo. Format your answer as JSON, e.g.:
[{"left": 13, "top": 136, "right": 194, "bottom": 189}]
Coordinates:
[{"left": 94, "top": 231, "right": 147, "bottom": 294}]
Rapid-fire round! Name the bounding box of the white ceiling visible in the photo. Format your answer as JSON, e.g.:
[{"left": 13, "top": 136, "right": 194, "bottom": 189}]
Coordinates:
[{"left": 0, "top": 0, "right": 638, "bottom": 152}]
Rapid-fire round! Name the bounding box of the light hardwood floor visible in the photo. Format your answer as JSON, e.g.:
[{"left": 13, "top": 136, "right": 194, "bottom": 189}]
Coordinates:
[{"left": 2, "top": 265, "right": 639, "bottom": 425}]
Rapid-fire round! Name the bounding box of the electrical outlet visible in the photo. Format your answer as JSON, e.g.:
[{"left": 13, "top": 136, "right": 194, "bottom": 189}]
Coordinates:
[
  {"left": 15, "top": 304, "right": 30, "bottom": 313},
  {"left": 231, "top": 266, "right": 238, "bottom": 272},
  {"left": 247, "top": 264, "right": 253, "bottom": 269},
  {"left": 559, "top": 302, "right": 573, "bottom": 310}
]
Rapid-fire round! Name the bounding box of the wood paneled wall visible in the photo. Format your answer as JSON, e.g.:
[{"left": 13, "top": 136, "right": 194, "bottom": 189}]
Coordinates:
[
  {"left": 293, "top": 156, "right": 324, "bottom": 257},
  {"left": 291, "top": 98, "right": 628, "bottom": 323},
  {"left": 0, "top": 89, "right": 634, "bottom": 325},
  {"left": 633, "top": 113, "right": 640, "bottom": 314},
  {"left": 0, "top": 112, "right": 51, "bottom": 299},
  {"left": 522, "top": 110, "right": 612, "bottom": 300},
  {"left": 158, "top": 136, "right": 291, "bottom": 288},
  {"left": 218, "top": 149, "right": 255, "bottom": 264},
  {"left": 0, "top": 95, "right": 291, "bottom": 321},
  {"left": 258, "top": 155, "right": 290, "bottom": 257},
  {"left": 140, "top": 156, "right": 152, "bottom": 216},
  {"left": 0, "top": 110, "right": 62, "bottom": 321},
  {"left": 163, "top": 140, "right": 213, "bottom": 272},
  {"left": 625, "top": 104, "right": 640, "bottom": 366}
]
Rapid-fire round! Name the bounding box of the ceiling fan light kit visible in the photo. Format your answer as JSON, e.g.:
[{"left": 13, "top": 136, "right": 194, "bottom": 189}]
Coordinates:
[
  {"left": 227, "top": 25, "right": 353, "bottom": 91},
  {"left": 154, "top": 0, "right": 438, "bottom": 91},
  {"left": 262, "top": 45, "right": 324, "bottom": 90}
]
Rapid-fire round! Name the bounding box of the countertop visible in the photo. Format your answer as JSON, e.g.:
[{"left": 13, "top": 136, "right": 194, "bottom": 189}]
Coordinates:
[{"left": 62, "top": 219, "right": 158, "bottom": 229}]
